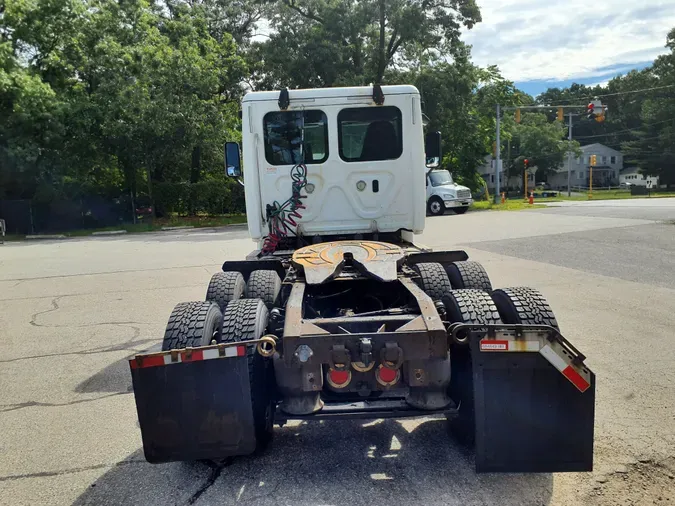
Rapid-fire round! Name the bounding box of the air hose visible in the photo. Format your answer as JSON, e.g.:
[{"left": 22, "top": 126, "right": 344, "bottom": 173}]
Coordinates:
[{"left": 261, "top": 163, "right": 308, "bottom": 254}]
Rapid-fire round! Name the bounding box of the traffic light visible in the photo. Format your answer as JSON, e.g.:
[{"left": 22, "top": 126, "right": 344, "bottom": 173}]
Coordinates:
[
  {"left": 524, "top": 158, "right": 529, "bottom": 168},
  {"left": 590, "top": 155, "right": 597, "bottom": 166},
  {"left": 557, "top": 107, "right": 564, "bottom": 121},
  {"left": 515, "top": 109, "right": 521, "bottom": 123},
  {"left": 586, "top": 102, "right": 595, "bottom": 120},
  {"left": 595, "top": 107, "right": 606, "bottom": 123}
]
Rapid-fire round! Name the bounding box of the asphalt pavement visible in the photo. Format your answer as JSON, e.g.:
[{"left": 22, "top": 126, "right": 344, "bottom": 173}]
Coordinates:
[{"left": 1, "top": 198, "right": 674, "bottom": 506}]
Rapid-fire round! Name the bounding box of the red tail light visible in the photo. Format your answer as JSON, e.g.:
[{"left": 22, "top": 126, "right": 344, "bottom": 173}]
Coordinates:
[{"left": 327, "top": 368, "right": 351, "bottom": 388}]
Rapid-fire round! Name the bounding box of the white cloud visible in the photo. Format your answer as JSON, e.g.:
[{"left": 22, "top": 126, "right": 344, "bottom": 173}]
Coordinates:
[{"left": 463, "top": 0, "right": 675, "bottom": 82}]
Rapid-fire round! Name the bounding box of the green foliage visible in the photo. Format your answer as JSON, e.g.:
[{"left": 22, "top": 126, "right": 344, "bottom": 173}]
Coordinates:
[
  {"left": 1, "top": 0, "right": 247, "bottom": 212},
  {"left": 250, "top": 0, "right": 481, "bottom": 88},
  {"left": 154, "top": 180, "right": 245, "bottom": 215},
  {"left": 2, "top": 0, "right": 673, "bottom": 231},
  {"left": 509, "top": 113, "right": 580, "bottom": 177},
  {"left": 621, "top": 29, "right": 675, "bottom": 185}
]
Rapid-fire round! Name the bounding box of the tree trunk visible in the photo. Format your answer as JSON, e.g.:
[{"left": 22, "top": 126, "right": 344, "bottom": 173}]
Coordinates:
[
  {"left": 376, "top": 0, "right": 386, "bottom": 84},
  {"left": 190, "top": 145, "right": 201, "bottom": 184},
  {"left": 189, "top": 145, "right": 201, "bottom": 216}
]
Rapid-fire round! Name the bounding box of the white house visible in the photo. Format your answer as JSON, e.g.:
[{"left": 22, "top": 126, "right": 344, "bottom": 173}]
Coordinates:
[
  {"left": 478, "top": 143, "right": 624, "bottom": 192},
  {"left": 620, "top": 167, "right": 659, "bottom": 188},
  {"left": 547, "top": 143, "right": 623, "bottom": 189},
  {"left": 477, "top": 157, "right": 538, "bottom": 193}
]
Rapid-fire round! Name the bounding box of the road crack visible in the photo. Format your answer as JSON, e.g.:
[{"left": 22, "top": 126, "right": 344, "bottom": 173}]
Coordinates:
[
  {"left": 0, "top": 459, "right": 146, "bottom": 482},
  {"left": 186, "top": 459, "right": 232, "bottom": 505},
  {"left": 0, "top": 391, "right": 131, "bottom": 413}
]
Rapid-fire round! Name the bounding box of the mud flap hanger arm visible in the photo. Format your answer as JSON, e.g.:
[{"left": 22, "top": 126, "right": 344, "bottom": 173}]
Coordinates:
[{"left": 447, "top": 323, "right": 587, "bottom": 365}]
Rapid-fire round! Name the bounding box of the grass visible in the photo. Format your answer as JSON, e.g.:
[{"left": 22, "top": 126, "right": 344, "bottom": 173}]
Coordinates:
[
  {"left": 471, "top": 188, "right": 675, "bottom": 211},
  {"left": 3, "top": 214, "right": 247, "bottom": 241},
  {"left": 471, "top": 200, "right": 546, "bottom": 211},
  {"left": 537, "top": 189, "right": 675, "bottom": 202}
]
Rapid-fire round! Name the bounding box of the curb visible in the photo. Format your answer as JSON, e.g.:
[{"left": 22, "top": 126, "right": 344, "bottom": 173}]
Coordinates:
[
  {"left": 161, "top": 226, "right": 195, "bottom": 231},
  {"left": 25, "top": 234, "right": 67, "bottom": 240},
  {"left": 92, "top": 230, "right": 128, "bottom": 236}
]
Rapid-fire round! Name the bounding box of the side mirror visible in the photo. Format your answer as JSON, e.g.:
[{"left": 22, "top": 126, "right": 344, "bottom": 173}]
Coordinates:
[
  {"left": 225, "top": 142, "right": 242, "bottom": 177},
  {"left": 425, "top": 131, "right": 442, "bottom": 168}
]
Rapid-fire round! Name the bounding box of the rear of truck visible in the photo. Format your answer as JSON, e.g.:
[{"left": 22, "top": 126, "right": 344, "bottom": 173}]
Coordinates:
[{"left": 129, "top": 85, "right": 595, "bottom": 473}]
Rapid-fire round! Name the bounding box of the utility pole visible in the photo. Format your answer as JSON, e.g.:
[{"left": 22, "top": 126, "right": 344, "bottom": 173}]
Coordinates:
[
  {"left": 567, "top": 112, "right": 573, "bottom": 197},
  {"left": 494, "top": 104, "right": 501, "bottom": 204},
  {"left": 523, "top": 159, "right": 529, "bottom": 200}
]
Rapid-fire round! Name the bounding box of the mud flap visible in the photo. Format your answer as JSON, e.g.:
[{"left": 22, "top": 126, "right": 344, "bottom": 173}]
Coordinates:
[
  {"left": 469, "top": 332, "right": 595, "bottom": 473},
  {"left": 130, "top": 352, "right": 256, "bottom": 463}
]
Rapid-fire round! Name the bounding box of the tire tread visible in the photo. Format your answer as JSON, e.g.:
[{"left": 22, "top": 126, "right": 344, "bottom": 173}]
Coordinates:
[
  {"left": 221, "top": 299, "right": 273, "bottom": 451},
  {"left": 414, "top": 262, "right": 453, "bottom": 300},
  {"left": 206, "top": 271, "right": 245, "bottom": 311},
  {"left": 491, "top": 287, "right": 558, "bottom": 328},
  {"left": 445, "top": 261, "right": 492, "bottom": 291},
  {"left": 162, "top": 301, "right": 221, "bottom": 351}
]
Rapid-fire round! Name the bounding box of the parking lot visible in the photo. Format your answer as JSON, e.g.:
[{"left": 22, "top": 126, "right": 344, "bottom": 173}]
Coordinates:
[{"left": 1, "top": 198, "right": 674, "bottom": 506}]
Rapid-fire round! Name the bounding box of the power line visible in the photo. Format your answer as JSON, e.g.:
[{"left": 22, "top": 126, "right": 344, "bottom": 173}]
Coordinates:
[
  {"left": 574, "top": 118, "right": 675, "bottom": 139},
  {"left": 536, "top": 83, "right": 675, "bottom": 105},
  {"left": 593, "top": 84, "right": 675, "bottom": 100}
]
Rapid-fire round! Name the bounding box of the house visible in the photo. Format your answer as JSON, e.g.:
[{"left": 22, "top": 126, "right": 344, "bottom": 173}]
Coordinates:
[
  {"left": 477, "top": 157, "right": 505, "bottom": 192},
  {"left": 478, "top": 143, "right": 624, "bottom": 192},
  {"left": 477, "top": 157, "right": 539, "bottom": 193},
  {"left": 547, "top": 143, "right": 623, "bottom": 189},
  {"left": 620, "top": 167, "right": 659, "bottom": 187}
]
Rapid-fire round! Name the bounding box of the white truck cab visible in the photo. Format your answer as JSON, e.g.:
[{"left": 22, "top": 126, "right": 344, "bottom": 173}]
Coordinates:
[
  {"left": 425, "top": 169, "right": 473, "bottom": 216},
  {"left": 226, "top": 85, "right": 441, "bottom": 249}
]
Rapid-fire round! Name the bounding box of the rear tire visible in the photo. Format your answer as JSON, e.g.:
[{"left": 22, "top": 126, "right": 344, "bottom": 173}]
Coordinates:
[
  {"left": 413, "top": 262, "right": 452, "bottom": 301},
  {"left": 427, "top": 197, "right": 445, "bottom": 216},
  {"left": 220, "top": 299, "right": 274, "bottom": 452},
  {"left": 161, "top": 301, "right": 222, "bottom": 351},
  {"left": 206, "top": 271, "right": 245, "bottom": 312},
  {"left": 491, "top": 287, "right": 558, "bottom": 328},
  {"left": 445, "top": 261, "right": 492, "bottom": 291},
  {"left": 443, "top": 290, "right": 502, "bottom": 446},
  {"left": 246, "top": 270, "right": 281, "bottom": 309}
]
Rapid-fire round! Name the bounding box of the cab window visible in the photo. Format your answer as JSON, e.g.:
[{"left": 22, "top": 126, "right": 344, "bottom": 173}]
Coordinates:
[
  {"left": 429, "top": 170, "right": 453, "bottom": 187},
  {"left": 263, "top": 110, "right": 328, "bottom": 165},
  {"left": 338, "top": 106, "right": 402, "bottom": 162}
]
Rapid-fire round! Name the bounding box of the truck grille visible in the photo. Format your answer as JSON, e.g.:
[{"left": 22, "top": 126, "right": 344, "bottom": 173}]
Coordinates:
[{"left": 457, "top": 190, "right": 471, "bottom": 199}]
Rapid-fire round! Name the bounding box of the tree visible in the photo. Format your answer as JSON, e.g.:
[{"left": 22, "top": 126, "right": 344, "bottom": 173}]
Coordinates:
[
  {"left": 250, "top": 0, "right": 481, "bottom": 88},
  {"left": 622, "top": 29, "right": 675, "bottom": 186},
  {"left": 1, "top": 0, "right": 246, "bottom": 213},
  {"left": 508, "top": 113, "right": 580, "bottom": 183}
]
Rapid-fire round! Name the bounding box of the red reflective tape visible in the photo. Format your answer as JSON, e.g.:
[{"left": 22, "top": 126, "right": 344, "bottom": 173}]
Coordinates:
[
  {"left": 237, "top": 346, "right": 246, "bottom": 357},
  {"left": 181, "top": 349, "right": 204, "bottom": 363},
  {"left": 133, "top": 355, "right": 165, "bottom": 369},
  {"left": 562, "top": 365, "right": 590, "bottom": 393},
  {"left": 480, "top": 340, "right": 509, "bottom": 351}
]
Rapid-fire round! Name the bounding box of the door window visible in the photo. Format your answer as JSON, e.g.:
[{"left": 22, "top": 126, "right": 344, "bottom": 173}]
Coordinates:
[
  {"left": 263, "top": 110, "right": 328, "bottom": 165},
  {"left": 338, "top": 107, "right": 402, "bottom": 162}
]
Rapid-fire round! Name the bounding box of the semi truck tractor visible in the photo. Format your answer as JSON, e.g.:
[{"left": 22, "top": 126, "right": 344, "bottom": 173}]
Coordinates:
[{"left": 129, "top": 85, "right": 595, "bottom": 473}]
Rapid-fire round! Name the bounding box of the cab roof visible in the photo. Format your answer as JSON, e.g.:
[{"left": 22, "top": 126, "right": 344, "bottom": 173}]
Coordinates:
[{"left": 242, "top": 85, "right": 419, "bottom": 103}]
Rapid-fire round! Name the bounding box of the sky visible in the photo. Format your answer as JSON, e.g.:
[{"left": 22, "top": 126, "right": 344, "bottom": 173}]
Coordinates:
[{"left": 462, "top": 0, "right": 675, "bottom": 97}]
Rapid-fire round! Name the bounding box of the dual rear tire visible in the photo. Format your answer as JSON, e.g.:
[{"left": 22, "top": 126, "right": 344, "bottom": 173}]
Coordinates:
[
  {"left": 441, "top": 287, "right": 559, "bottom": 445},
  {"left": 162, "top": 290, "right": 275, "bottom": 455},
  {"left": 206, "top": 270, "right": 281, "bottom": 311},
  {"left": 414, "top": 260, "right": 493, "bottom": 296}
]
